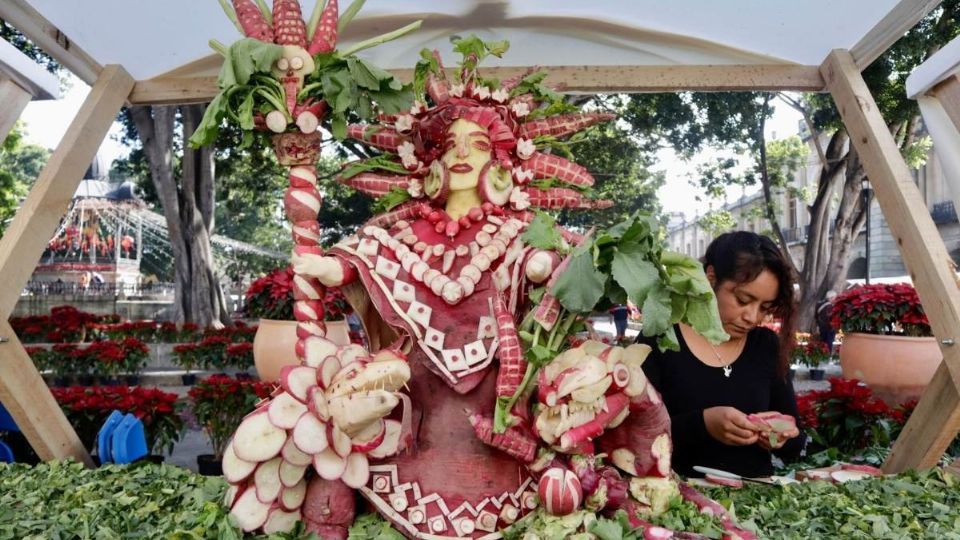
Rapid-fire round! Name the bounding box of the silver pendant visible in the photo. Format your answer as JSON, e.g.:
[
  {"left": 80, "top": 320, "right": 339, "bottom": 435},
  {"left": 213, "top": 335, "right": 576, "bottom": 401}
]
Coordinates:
[{"left": 723, "top": 365, "right": 733, "bottom": 378}]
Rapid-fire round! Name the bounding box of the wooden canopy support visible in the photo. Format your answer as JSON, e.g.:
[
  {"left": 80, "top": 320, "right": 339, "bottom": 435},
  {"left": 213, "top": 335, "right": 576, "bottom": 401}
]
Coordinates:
[
  {"left": 849, "top": 0, "right": 942, "bottom": 70},
  {"left": 0, "top": 79, "right": 32, "bottom": 146},
  {"left": 0, "top": 64, "right": 134, "bottom": 466},
  {"left": 821, "top": 49, "right": 960, "bottom": 472},
  {"left": 128, "top": 64, "right": 826, "bottom": 105}
]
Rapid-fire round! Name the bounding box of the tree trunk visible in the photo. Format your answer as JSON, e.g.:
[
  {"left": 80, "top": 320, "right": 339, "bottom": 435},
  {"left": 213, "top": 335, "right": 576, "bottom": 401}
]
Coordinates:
[{"left": 130, "top": 105, "right": 230, "bottom": 327}]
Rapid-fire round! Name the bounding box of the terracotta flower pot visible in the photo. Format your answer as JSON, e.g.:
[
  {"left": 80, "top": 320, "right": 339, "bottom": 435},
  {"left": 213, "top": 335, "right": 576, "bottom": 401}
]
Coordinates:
[
  {"left": 253, "top": 318, "right": 352, "bottom": 382},
  {"left": 839, "top": 332, "right": 942, "bottom": 402}
]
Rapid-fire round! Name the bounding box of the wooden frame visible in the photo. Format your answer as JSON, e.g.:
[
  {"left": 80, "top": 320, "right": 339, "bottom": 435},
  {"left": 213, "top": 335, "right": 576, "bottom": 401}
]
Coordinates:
[
  {"left": 0, "top": 80, "right": 32, "bottom": 146},
  {"left": 2, "top": 3, "right": 958, "bottom": 473},
  {"left": 0, "top": 65, "right": 134, "bottom": 465}
]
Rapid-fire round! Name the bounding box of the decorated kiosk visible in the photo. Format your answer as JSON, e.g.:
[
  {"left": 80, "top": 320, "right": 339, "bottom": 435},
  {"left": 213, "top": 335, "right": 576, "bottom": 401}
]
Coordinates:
[{"left": 1, "top": 0, "right": 960, "bottom": 538}]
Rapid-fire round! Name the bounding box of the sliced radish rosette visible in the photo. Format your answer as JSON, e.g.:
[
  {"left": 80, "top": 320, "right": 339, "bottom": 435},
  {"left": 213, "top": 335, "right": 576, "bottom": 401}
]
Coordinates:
[
  {"left": 423, "top": 160, "right": 449, "bottom": 201},
  {"left": 478, "top": 159, "right": 514, "bottom": 206}
]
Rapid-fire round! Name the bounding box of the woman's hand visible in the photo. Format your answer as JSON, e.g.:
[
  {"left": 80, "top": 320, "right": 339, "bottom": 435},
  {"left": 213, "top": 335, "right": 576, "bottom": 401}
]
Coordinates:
[
  {"left": 703, "top": 406, "right": 760, "bottom": 446},
  {"left": 754, "top": 412, "right": 801, "bottom": 450}
]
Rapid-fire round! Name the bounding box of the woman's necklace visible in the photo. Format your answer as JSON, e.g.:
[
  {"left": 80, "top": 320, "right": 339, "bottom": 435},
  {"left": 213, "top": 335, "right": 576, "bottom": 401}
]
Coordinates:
[{"left": 708, "top": 339, "right": 743, "bottom": 378}]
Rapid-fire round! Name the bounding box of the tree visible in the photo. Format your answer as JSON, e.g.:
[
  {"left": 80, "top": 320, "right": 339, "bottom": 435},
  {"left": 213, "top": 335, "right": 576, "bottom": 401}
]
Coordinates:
[
  {"left": 617, "top": 3, "right": 960, "bottom": 331},
  {"left": 0, "top": 122, "right": 50, "bottom": 236}
]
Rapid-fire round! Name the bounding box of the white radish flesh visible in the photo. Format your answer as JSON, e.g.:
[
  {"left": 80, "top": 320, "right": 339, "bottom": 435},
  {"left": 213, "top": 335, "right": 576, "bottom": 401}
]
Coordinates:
[
  {"left": 329, "top": 423, "right": 353, "bottom": 457},
  {"left": 230, "top": 488, "right": 271, "bottom": 532},
  {"left": 281, "top": 437, "right": 313, "bottom": 467},
  {"left": 263, "top": 508, "right": 301, "bottom": 534},
  {"left": 296, "top": 111, "right": 319, "bottom": 134},
  {"left": 830, "top": 470, "right": 873, "bottom": 483},
  {"left": 222, "top": 440, "right": 257, "bottom": 483},
  {"left": 292, "top": 414, "right": 329, "bottom": 454},
  {"left": 341, "top": 452, "right": 370, "bottom": 488},
  {"left": 611, "top": 363, "right": 631, "bottom": 389},
  {"left": 303, "top": 337, "right": 339, "bottom": 368},
  {"left": 317, "top": 356, "right": 341, "bottom": 389},
  {"left": 279, "top": 460, "right": 308, "bottom": 488},
  {"left": 265, "top": 110, "right": 288, "bottom": 133},
  {"left": 368, "top": 419, "right": 402, "bottom": 459},
  {"left": 268, "top": 392, "right": 308, "bottom": 429},
  {"left": 224, "top": 484, "right": 241, "bottom": 507},
  {"left": 280, "top": 479, "right": 307, "bottom": 511},
  {"left": 337, "top": 344, "right": 369, "bottom": 367},
  {"left": 308, "top": 386, "right": 330, "bottom": 420},
  {"left": 233, "top": 410, "right": 287, "bottom": 462},
  {"left": 254, "top": 457, "right": 283, "bottom": 503},
  {"left": 280, "top": 365, "right": 318, "bottom": 403},
  {"left": 351, "top": 419, "right": 386, "bottom": 453},
  {"left": 313, "top": 447, "right": 347, "bottom": 480}
]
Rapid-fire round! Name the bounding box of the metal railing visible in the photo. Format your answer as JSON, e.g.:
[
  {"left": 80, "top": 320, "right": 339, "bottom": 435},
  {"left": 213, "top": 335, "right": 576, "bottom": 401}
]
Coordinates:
[
  {"left": 21, "top": 281, "right": 175, "bottom": 298},
  {"left": 780, "top": 226, "right": 807, "bottom": 244}
]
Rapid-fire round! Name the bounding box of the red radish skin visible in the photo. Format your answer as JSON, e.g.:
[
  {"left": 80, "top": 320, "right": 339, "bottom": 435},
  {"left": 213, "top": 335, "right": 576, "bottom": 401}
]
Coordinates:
[
  {"left": 272, "top": 0, "right": 307, "bottom": 47},
  {"left": 519, "top": 113, "right": 616, "bottom": 143},
  {"left": 317, "top": 356, "right": 342, "bottom": 388},
  {"left": 284, "top": 186, "right": 322, "bottom": 222},
  {"left": 840, "top": 463, "right": 883, "bottom": 476},
  {"left": 313, "top": 448, "right": 347, "bottom": 480},
  {"left": 597, "top": 386, "right": 672, "bottom": 477},
  {"left": 293, "top": 299, "right": 324, "bottom": 322},
  {"left": 365, "top": 200, "right": 422, "bottom": 229},
  {"left": 222, "top": 441, "right": 257, "bottom": 483},
  {"left": 233, "top": 410, "right": 287, "bottom": 462},
  {"left": 268, "top": 392, "right": 308, "bottom": 429},
  {"left": 307, "top": 0, "right": 338, "bottom": 54},
  {"left": 230, "top": 488, "right": 272, "bottom": 532},
  {"left": 538, "top": 467, "right": 583, "bottom": 516},
  {"left": 230, "top": 0, "right": 274, "bottom": 42},
  {"left": 524, "top": 186, "right": 586, "bottom": 209},
  {"left": 494, "top": 294, "right": 527, "bottom": 397},
  {"left": 302, "top": 478, "right": 355, "bottom": 538},
  {"left": 559, "top": 392, "right": 629, "bottom": 450},
  {"left": 292, "top": 414, "right": 328, "bottom": 454},
  {"left": 468, "top": 413, "right": 537, "bottom": 463},
  {"left": 705, "top": 474, "right": 743, "bottom": 489},
  {"left": 342, "top": 173, "right": 413, "bottom": 198},
  {"left": 351, "top": 420, "right": 386, "bottom": 453},
  {"left": 367, "top": 419, "right": 402, "bottom": 459},
  {"left": 346, "top": 125, "right": 409, "bottom": 153},
  {"left": 254, "top": 457, "right": 284, "bottom": 503}
]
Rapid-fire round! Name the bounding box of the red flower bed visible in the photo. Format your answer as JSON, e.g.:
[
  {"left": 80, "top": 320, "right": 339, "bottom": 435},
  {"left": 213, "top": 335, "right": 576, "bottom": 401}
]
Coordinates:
[
  {"left": 797, "top": 378, "right": 903, "bottom": 453},
  {"left": 830, "top": 283, "right": 931, "bottom": 337},
  {"left": 244, "top": 266, "right": 352, "bottom": 321},
  {"left": 10, "top": 305, "right": 117, "bottom": 343},
  {"left": 50, "top": 385, "right": 184, "bottom": 455}
]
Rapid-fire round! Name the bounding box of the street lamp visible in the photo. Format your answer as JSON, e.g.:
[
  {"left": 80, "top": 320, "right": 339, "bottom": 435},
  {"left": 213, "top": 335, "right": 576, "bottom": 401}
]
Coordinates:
[{"left": 862, "top": 179, "right": 872, "bottom": 284}]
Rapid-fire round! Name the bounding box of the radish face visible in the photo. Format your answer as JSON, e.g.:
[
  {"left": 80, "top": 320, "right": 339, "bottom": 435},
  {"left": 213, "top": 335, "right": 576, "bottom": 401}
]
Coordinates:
[{"left": 478, "top": 160, "right": 514, "bottom": 206}]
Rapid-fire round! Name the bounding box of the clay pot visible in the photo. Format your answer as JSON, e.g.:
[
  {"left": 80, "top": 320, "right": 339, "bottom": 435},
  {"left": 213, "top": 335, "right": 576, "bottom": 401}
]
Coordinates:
[
  {"left": 839, "top": 332, "right": 942, "bottom": 402},
  {"left": 253, "top": 319, "right": 352, "bottom": 382}
]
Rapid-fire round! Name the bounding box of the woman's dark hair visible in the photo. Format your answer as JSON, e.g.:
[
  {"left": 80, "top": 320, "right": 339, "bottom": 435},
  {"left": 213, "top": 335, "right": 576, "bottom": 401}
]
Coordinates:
[{"left": 702, "top": 231, "right": 796, "bottom": 379}]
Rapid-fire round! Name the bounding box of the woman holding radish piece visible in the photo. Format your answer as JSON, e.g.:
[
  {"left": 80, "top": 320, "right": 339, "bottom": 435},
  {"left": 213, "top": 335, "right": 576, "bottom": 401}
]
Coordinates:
[{"left": 639, "top": 231, "right": 805, "bottom": 478}]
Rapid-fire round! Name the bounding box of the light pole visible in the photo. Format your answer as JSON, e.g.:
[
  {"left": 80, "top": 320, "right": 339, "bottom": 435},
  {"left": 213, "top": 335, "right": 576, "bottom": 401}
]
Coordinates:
[{"left": 862, "top": 179, "right": 872, "bottom": 284}]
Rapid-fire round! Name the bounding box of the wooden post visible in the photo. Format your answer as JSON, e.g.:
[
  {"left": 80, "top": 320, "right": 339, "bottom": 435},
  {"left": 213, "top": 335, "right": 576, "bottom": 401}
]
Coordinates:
[
  {"left": 930, "top": 75, "right": 960, "bottom": 132},
  {"left": 0, "top": 79, "right": 32, "bottom": 146},
  {"left": 0, "top": 64, "right": 133, "bottom": 466},
  {"left": 821, "top": 49, "right": 960, "bottom": 472}
]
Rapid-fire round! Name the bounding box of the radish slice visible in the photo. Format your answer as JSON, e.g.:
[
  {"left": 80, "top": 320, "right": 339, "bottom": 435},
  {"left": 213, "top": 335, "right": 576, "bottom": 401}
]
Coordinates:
[
  {"left": 372, "top": 349, "right": 407, "bottom": 363},
  {"left": 280, "top": 365, "right": 318, "bottom": 403},
  {"left": 352, "top": 419, "right": 386, "bottom": 453},
  {"left": 317, "top": 356, "right": 341, "bottom": 389},
  {"left": 341, "top": 452, "right": 370, "bottom": 488},
  {"left": 643, "top": 525, "right": 675, "bottom": 539},
  {"left": 704, "top": 473, "right": 743, "bottom": 489},
  {"left": 281, "top": 437, "right": 312, "bottom": 467},
  {"left": 222, "top": 440, "right": 257, "bottom": 483},
  {"left": 279, "top": 460, "right": 308, "bottom": 487},
  {"left": 313, "top": 447, "right": 347, "bottom": 480},
  {"left": 254, "top": 457, "right": 283, "bottom": 503},
  {"left": 263, "top": 508, "right": 301, "bottom": 534},
  {"left": 840, "top": 463, "right": 883, "bottom": 476},
  {"left": 233, "top": 410, "right": 286, "bottom": 462},
  {"left": 423, "top": 160, "right": 450, "bottom": 201},
  {"left": 368, "top": 419, "right": 402, "bottom": 459},
  {"left": 292, "top": 414, "right": 328, "bottom": 454},
  {"left": 303, "top": 337, "right": 339, "bottom": 368},
  {"left": 478, "top": 159, "right": 513, "bottom": 206},
  {"left": 268, "top": 392, "right": 308, "bottom": 429},
  {"left": 328, "top": 423, "right": 353, "bottom": 457},
  {"left": 611, "top": 363, "right": 630, "bottom": 389},
  {"left": 830, "top": 470, "right": 873, "bottom": 483},
  {"left": 280, "top": 479, "right": 307, "bottom": 511},
  {"left": 224, "top": 484, "right": 242, "bottom": 507},
  {"left": 230, "top": 488, "right": 271, "bottom": 532},
  {"left": 308, "top": 386, "right": 330, "bottom": 420}
]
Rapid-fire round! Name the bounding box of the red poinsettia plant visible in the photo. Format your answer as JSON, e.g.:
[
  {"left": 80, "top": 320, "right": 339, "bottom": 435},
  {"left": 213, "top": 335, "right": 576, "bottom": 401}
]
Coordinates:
[
  {"left": 791, "top": 339, "right": 831, "bottom": 368},
  {"left": 188, "top": 375, "right": 273, "bottom": 458},
  {"left": 244, "top": 266, "right": 352, "bottom": 321},
  {"left": 796, "top": 377, "right": 897, "bottom": 454},
  {"left": 830, "top": 283, "right": 931, "bottom": 337}
]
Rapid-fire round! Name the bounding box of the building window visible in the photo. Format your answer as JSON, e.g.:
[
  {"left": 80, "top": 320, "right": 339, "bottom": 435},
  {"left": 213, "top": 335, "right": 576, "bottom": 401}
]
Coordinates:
[
  {"left": 686, "top": 243, "right": 691, "bottom": 255},
  {"left": 788, "top": 196, "right": 798, "bottom": 229}
]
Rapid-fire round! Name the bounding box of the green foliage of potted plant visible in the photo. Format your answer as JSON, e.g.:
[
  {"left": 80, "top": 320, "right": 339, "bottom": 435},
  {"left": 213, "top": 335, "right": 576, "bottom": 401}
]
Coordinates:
[
  {"left": 792, "top": 339, "right": 831, "bottom": 380},
  {"left": 830, "top": 283, "right": 940, "bottom": 401},
  {"left": 187, "top": 375, "right": 272, "bottom": 475}
]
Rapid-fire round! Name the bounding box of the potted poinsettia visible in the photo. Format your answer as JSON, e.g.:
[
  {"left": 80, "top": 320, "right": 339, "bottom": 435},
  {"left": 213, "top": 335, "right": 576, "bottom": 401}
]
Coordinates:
[
  {"left": 244, "top": 266, "right": 354, "bottom": 381},
  {"left": 830, "top": 283, "right": 940, "bottom": 400},
  {"left": 188, "top": 375, "right": 272, "bottom": 475},
  {"left": 792, "top": 339, "right": 831, "bottom": 381}
]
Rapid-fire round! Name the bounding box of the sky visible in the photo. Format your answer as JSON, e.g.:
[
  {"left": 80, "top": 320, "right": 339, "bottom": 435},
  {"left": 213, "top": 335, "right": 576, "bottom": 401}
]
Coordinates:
[{"left": 19, "top": 74, "right": 803, "bottom": 218}]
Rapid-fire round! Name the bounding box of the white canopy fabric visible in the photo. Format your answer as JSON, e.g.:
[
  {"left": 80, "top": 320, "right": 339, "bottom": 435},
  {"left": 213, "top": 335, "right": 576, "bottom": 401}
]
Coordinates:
[
  {"left": 3, "top": 0, "right": 935, "bottom": 84},
  {"left": 0, "top": 37, "right": 59, "bottom": 100}
]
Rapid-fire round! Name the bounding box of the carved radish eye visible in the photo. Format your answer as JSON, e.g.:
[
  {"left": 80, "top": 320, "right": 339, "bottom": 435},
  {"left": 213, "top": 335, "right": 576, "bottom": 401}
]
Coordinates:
[
  {"left": 277, "top": 58, "right": 290, "bottom": 71},
  {"left": 290, "top": 56, "right": 304, "bottom": 70}
]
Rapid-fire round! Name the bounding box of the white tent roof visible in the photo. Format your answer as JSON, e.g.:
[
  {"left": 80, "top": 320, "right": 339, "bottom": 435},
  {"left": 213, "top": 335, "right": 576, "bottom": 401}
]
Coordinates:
[
  {"left": 0, "top": 37, "right": 59, "bottom": 100},
  {"left": 1, "top": 0, "right": 941, "bottom": 99}
]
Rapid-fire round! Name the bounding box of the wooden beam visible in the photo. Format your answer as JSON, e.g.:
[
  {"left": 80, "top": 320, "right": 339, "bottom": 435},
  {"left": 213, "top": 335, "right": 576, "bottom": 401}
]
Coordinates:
[
  {"left": 820, "top": 49, "right": 960, "bottom": 471},
  {"left": 0, "top": 0, "right": 102, "bottom": 85},
  {"left": 0, "top": 79, "right": 32, "bottom": 146},
  {"left": 850, "top": 0, "right": 942, "bottom": 70},
  {"left": 129, "top": 64, "right": 826, "bottom": 105},
  {"left": 930, "top": 74, "right": 960, "bottom": 131},
  {"left": 0, "top": 320, "right": 93, "bottom": 465},
  {"left": 0, "top": 64, "right": 133, "bottom": 318}
]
